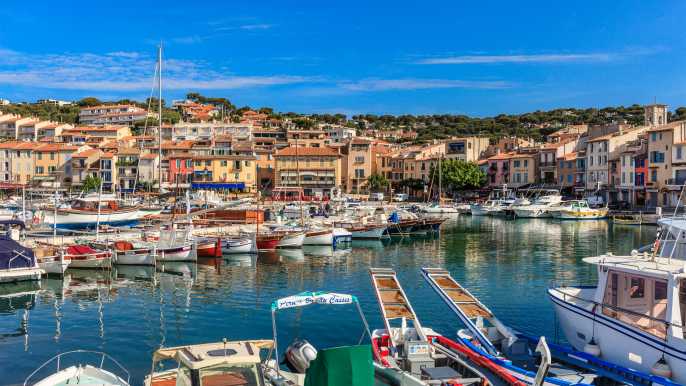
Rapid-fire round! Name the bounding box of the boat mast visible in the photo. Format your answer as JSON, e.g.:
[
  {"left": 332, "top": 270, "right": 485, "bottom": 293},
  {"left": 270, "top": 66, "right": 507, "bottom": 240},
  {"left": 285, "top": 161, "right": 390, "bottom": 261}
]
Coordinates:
[
  {"left": 95, "top": 180, "right": 103, "bottom": 241},
  {"left": 438, "top": 154, "right": 442, "bottom": 203},
  {"left": 295, "top": 135, "right": 304, "bottom": 226},
  {"left": 157, "top": 43, "right": 163, "bottom": 193}
]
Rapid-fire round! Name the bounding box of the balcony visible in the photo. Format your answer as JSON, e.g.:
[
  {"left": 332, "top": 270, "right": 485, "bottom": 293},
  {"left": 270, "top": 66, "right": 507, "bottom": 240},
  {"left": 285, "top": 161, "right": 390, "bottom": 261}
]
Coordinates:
[{"left": 539, "top": 162, "right": 557, "bottom": 168}]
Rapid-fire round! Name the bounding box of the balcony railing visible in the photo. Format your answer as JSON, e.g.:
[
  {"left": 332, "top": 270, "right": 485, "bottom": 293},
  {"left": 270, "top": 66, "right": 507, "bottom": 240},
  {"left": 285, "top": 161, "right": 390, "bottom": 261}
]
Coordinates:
[{"left": 667, "top": 178, "right": 686, "bottom": 186}]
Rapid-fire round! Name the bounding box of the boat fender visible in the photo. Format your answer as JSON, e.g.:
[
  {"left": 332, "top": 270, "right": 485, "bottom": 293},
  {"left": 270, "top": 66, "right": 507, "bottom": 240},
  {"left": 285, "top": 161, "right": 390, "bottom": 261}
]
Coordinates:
[
  {"left": 651, "top": 357, "right": 672, "bottom": 379},
  {"left": 583, "top": 338, "right": 601, "bottom": 357}
]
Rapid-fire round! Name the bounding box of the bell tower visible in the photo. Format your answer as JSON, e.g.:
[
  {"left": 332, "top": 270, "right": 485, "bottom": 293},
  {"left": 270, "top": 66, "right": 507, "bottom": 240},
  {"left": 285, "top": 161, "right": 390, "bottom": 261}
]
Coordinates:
[{"left": 644, "top": 103, "right": 668, "bottom": 127}]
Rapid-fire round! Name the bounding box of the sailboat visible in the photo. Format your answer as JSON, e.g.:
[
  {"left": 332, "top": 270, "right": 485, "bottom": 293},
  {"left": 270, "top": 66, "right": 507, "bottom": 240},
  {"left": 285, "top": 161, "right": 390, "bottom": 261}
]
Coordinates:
[{"left": 421, "top": 155, "right": 458, "bottom": 215}]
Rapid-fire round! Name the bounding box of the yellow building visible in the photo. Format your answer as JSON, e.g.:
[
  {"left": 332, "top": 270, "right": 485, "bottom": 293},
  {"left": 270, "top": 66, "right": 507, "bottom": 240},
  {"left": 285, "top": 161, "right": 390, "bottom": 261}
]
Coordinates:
[
  {"left": 32, "top": 143, "right": 82, "bottom": 186},
  {"left": 191, "top": 155, "right": 257, "bottom": 192},
  {"left": 274, "top": 146, "right": 341, "bottom": 198},
  {"left": 0, "top": 141, "right": 35, "bottom": 185},
  {"left": 508, "top": 153, "right": 537, "bottom": 188}
]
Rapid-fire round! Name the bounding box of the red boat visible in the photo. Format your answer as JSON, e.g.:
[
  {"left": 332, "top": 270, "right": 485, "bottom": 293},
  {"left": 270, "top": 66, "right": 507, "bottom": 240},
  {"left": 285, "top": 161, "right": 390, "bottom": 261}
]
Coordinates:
[
  {"left": 196, "top": 237, "right": 222, "bottom": 258},
  {"left": 256, "top": 234, "right": 282, "bottom": 250}
]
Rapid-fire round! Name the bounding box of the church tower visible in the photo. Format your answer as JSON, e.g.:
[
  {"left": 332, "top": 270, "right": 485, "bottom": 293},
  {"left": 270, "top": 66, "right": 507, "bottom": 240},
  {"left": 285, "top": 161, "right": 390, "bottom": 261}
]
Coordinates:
[{"left": 644, "top": 103, "right": 668, "bottom": 127}]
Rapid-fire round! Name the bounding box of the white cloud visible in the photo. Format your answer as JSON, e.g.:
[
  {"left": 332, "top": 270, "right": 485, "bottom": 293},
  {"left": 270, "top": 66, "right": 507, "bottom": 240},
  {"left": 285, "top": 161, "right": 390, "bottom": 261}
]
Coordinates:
[
  {"left": 0, "top": 48, "right": 313, "bottom": 92},
  {"left": 340, "top": 78, "right": 512, "bottom": 91},
  {"left": 416, "top": 53, "right": 616, "bottom": 65}
]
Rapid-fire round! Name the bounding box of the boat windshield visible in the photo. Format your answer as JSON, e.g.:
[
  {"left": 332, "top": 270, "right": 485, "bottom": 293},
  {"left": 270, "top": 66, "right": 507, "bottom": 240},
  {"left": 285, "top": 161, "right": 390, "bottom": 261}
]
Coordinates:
[{"left": 175, "top": 362, "right": 263, "bottom": 386}]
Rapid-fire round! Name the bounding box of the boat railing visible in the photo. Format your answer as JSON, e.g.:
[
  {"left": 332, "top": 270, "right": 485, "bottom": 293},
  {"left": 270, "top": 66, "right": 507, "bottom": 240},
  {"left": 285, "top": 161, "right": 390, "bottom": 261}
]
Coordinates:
[
  {"left": 549, "top": 284, "right": 681, "bottom": 340},
  {"left": 23, "top": 349, "right": 130, "bottom": 386}
]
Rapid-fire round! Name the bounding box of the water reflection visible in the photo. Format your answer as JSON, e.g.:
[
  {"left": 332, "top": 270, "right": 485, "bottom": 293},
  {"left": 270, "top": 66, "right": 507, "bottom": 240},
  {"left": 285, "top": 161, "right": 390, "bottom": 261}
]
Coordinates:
[{"left": 0, "top": 215, "right": 658, "bottom": 385}]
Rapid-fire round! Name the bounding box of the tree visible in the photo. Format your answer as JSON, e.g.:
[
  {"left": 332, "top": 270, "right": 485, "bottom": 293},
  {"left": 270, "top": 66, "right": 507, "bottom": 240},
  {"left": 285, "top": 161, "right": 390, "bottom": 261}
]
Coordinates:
[
  {"left": 430, "top": 159, "right": 485, "bottom": 193},
  {"left": 398, "top": 178, "right": 425, "bottom": 192},
  {"left": 77, "top": 97, "right": 102, "bottom": 107},
  {"left": 367, "top": 173, "right": 389, "bottom": 192},
  {"left": 82, "top": 175, "right": 102, "bottom": 192}
]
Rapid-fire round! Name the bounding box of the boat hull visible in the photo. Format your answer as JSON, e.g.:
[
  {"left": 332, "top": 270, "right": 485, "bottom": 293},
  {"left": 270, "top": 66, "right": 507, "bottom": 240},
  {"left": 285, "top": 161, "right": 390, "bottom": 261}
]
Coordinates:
[
  {"left": 513, "top": 207, "right": 551, "bottom": 218},
  {"left": 114, "top": 250, "right": 156, "bottom": 265},
  {"left": 555, "top": 210, "right": 608, "bottom": 220},
  {"left": 222, "top": 238, "right": 256, "bottom": 254},
  {"left": 303, "top": 231, "right": 333, "bottom": 245},
  {"left": 38, "top": 258, "right": 70, "bottom": 275},
  {"left": 350, "top": 225, "right": 387, "bottom": 239},
  {"left": 277, "top": 233, "right": 305, "bottom": 248},
  {"left": 0, "top": 267, "right": 43, "bottom": 282},
  {"left": 196, "top": 239, "right": 222, "bottom": 257},
  {"left": 549, "top": 288, "right": 686, "bottom": 384},
  {"left": 157, "top": 245, "right": 194, "bottom": 262},
  {"left": 68, "top": 256, "right": 112, "bottom": 269},
  {"left": 257, "top": 235, "right": 282, "bottom": 250},
  {"left": 44, "top": 207, "right": 144, "bottom": 229}
]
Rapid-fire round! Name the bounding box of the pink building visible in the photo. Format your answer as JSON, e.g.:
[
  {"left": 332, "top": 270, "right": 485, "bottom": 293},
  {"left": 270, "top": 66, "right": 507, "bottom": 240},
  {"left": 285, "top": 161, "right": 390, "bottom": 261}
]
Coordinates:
[{"left": 486, "top": 152, "right": 513, "bottom": 187}]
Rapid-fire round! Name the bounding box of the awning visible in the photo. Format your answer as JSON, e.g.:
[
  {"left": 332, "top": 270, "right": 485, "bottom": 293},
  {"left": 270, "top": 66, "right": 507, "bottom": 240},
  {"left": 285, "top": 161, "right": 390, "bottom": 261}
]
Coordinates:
[{"left": 191, "top": 182, "right": 245, "bottom": 190}]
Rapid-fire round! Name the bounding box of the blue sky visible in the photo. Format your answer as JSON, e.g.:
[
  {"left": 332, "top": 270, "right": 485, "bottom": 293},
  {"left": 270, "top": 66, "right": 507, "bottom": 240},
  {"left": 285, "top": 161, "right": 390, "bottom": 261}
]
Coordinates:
[{"left": 1, "top": 0, "right": 685, "bottom": 116}]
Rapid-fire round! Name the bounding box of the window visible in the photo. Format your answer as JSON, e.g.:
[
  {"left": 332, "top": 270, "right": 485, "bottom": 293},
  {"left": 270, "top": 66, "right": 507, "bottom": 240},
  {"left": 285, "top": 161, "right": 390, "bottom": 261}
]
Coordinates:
[
  {"left": 221, "top": 160, "right": 228, "bottom": 167},
  {"left": 655, "top": 281, "right": 667, "bottom": 300},
  {"left": 205, "top": 160, "right": 211, "bottom": 166},
  {"left": 513, "top": 160, "right": 521, "bottom": 167},
  {"left": 567, "top": 174, "right": 572, "bottom": 183},
  {"left": 50, "top": 152, "right": 55, "bottom": 160},
  {"left": 651, "top": 132, "right": 657, "bottom": 142},
  {"left": 650, "top": 151, "right": 665, "bottom": 163},
  {"left": 195, "top": 160, "right": 201, "bottom": 166},
  {"left": 622, "top": 173, "right": 625, "bottom": 184},
  {"left": 524, "top": 160, "right": 528, "bottom": 167},
  {"left": 651, "top": 170, "right": 657, "bottom": 182},
  {"left": 678, "top": 146, "right": 683, "bottom": 160},
  {"left": 629, "top": 277, "right": 645, "bottom": 298},
  {"left": 176, "top": 159, "right": 181, "bottom": 169},
  {"left": 523, "top": 172, "right": 528, "bottom": 181},
  {"left": 186, "top": 160, "right": 192, "bottom": 168},
  {"left": 355, "top": 169, "right": 365, "bottom": 178},
  {"left": 589, "top": 157, "right": 593, "bottom": 166},
  {"left": 35, "top": 166, "right": 44, "bottom": 174},
  {"left": 37, "top": 153, "right": 42, "bottom": 160}
]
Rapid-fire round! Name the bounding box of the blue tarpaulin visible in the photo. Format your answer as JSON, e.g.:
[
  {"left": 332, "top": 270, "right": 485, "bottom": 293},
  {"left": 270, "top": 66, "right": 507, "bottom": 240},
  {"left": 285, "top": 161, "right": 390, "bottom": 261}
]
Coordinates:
[
  {"left": 388, "top": 212, "right": 400, "bottom": 223},
  {"left": 0, "top": 221, "right": 35, "bottom": 270},
  {"left": 191, "top": 183, "right": 245, "bottom": 190}
]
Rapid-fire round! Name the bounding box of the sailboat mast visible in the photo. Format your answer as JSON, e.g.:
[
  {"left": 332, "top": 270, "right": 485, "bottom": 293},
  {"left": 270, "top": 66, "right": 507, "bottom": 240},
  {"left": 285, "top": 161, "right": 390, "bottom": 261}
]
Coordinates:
[
  {"left": 157, "top": 43, "right": 163, "bottom": 193},
  {"left": 295, "top": 135, "right": 304, "bottom": 226},
  {"left": 438, "top": 154, "right": 442, "bottom": 203}
]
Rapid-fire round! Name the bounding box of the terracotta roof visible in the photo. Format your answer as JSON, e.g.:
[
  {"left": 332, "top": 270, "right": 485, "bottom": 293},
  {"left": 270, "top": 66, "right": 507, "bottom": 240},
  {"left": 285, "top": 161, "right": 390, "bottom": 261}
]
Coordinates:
[
  {"left": 275, "top": 146, "right": 340, "bottom": 157},
  {"left": 80, "top": 104, "right": 143, "bottom": 110},
  {"left": 647, "top": 121, "right": 685, "bottom": 132},
  {"left": 72, "top": 149, "right": 100, "bottom": 158},
  {"left": 140, "top": 153, "right": 158, "bottom": 160},
  {"left": 0, "top": 141, "right": 36, "bottom": 150},
  {"left": 487, "top": 152, "right": 516, "bottom": 161},
  {"left": 510, "top": 153, "right": 536, "bottom": 159},
  {"left": 560, "top": 152, "right": 578, "bottom": 161},
  {"left": 116, "top": 147, "right": 140, "bottom": 155},
  {"left": 35, "top": 144, "right": 79, "bottom": 152},
  {"left": 101, "top": 152, "right": 114, "bottom": 158},
  {"left": 192, "top": 155, "right": 256, "bottom": 161}
]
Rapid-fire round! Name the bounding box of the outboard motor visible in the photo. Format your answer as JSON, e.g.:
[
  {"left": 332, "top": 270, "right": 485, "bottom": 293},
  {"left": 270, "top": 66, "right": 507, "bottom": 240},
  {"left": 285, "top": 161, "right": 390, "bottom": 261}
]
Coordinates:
[{"left": 284, "top": 339, "right": 318, "bottom": 374}]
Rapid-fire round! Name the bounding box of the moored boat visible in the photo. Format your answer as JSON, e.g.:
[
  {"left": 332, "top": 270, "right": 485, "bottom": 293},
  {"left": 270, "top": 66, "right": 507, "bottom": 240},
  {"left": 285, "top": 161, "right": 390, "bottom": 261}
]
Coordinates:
[
  {"left": 63, "top": 244, "right": 111, "bottom": 269},
  {"left": 41, "top": 195, "right": 144, "bottom": 229},
  {"left": 24, "top": 350, "right": 130, "bottom": 386},
  {"left": 303, "top": 229, "right": 333, "bottom": 245},
  {"left": 195, "top": 237, "right": 222, "bottom": 257},
  {"left": 551, "top": 200, "right": 608, "bottom": 220},
  {"left": 276, "top": 231, "right": 306, "bottom": 248},
  {"left": 109, "top": 240, "right": 156, "bottom": 265},
  {"left": 0, "top": 220, "right": 44, "bottom": 282},
  {"left": 222, "top": 236, "right": 257, "bottom": 254}
]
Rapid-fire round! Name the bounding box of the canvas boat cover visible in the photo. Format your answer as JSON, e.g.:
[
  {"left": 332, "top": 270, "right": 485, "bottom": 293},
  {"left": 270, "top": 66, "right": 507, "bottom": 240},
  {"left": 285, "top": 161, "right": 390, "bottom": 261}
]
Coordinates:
[
  {"left": 0, "top": 234, "right": 36, "bottom": 270},
  {"left": 304, "top": 345, "right": 374, "bottom": 386}
]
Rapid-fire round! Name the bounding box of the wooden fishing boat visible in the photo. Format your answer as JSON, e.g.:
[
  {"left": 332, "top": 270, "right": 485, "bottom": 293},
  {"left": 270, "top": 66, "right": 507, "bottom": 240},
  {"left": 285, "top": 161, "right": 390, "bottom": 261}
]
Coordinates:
[
  {"left": 64, "top": 244, "right": 112, "bottom": 269},
  {"left": 195, "top": 237, "right": 222, "bottom": 257},
  {"left": 611, "top": 213, "right": 643, "bottom": 225},
  {"left": 257, "top": 233, "right": 282, "bottom": 250},
  {"left": 109, "top": 240, "right": 156, "bottom": 266}
]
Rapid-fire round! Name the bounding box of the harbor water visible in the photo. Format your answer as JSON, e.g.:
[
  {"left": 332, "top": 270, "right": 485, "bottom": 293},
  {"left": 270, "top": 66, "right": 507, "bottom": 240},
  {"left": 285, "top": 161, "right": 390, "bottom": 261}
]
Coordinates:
[{"left": 0, "top": 216, "right": 657, "bottom": 385}]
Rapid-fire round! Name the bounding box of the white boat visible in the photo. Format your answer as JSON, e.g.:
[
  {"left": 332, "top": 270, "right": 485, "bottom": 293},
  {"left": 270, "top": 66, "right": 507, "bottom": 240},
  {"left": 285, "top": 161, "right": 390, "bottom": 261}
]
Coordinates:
[
  {"left": 156, "top": 227, "right": 195, "bottom": 262},
  {"left": 110, "top": 240, "right": 156, "bottom": 266},
  {"left": 0, "top": 220, "right": 44, "bottom": 281},
  {"left": 549, "top": 216, "right": 686, "bottom": 384},
  {"left": 550, "top": 200, "right": 608, "bottom": 220},
  {"left": 37, "top": 254, "right": 70, "bottom": 275},
  {"left": 24, "top": 350, "right": 130, "bottom": 386},
  {"left": 63, "top": 245, "right": 112, "bottom": 269},
  {"left": 277, "top": 231, "right": 305, "bottom": 248},
  {"left": 332, "top": 227, "right": 352, "bottom": 245},
  {"left": 303, "top": 229, "right": 333, "bottom": 245},
  {"left": 41, "top": 195, "right": 144, "bottom": 229},
  {"left": 334, "top": 221, "right": 387, "bottom": 239},
  {"left": 470, "top": 200, "right": 508, "bottom": 216},
  {"left": 421, "top": 203, "right": 459, "bottom": 214},
  {"left": 513, "top": 193, "right": 563, "bottom": 218},
  {"left": 222, "top": 234, "right": 257, "bottom": 254}
]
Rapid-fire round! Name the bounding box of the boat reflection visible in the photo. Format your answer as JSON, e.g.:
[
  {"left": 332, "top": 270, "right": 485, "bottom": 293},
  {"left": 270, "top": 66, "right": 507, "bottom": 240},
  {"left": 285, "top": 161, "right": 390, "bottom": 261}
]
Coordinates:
[
  {"left": 224, "top": 253, "right": 258, "bottom": 267},
  {"left": 156, "top": 261, "right": 196, "bottom": 278},
  {"left": 0, "top": 281, "right": 41, "bottom": 344},
  {"left": 113, "top": 265, "right": 156, "bottom": 281},
  {"left": 303, "top": 245, "right": 351, "bottom": 258},
  {"left": 278, "top": 248, "right": 305, "bottom": 262}
]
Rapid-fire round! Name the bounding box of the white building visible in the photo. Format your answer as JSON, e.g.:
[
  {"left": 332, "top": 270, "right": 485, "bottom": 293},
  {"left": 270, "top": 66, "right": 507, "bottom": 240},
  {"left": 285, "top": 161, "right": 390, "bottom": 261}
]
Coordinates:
[
  {"left": 79, "top": 104, "right": 147, "bottom": 126},
  {"left": 162, "top": 122, "right": 253, "bottom": 141}
]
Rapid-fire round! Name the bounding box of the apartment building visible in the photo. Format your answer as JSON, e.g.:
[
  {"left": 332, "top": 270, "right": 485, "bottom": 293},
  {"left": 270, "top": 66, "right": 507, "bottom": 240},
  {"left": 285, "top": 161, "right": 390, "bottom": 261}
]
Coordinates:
[
  {"left": 0, "top": 142, "right": 34, "bottom": 184},
  {"left": 71, "top": 148, "right": 103, "bottom": 187},
  {"left": 274, "top": 146, "right": 341, "bottom": 198},
  {"left": 166, "top": 153, "right": 193, "bottom": 186},
  {"left": 646, "top": 121, "right": 686, "bottom": 206},
  {"left": 557, "top": 152, "right": 578, "bottom": 188},
  {"left": 138, "top": 153, "right": 159, "bottom": 187},
  {"left": 190, "top": 155, "right": 257, "bottom": 192},
  {"left": 485, "top": 152, "right": 513, "bottom": 187},
  {"left": 508, "top": 153, "right": 537, "bottom": 188},
  {"left": 32, "top": 143, "right": 82, "bottom": 186},
  {"left": 79, "top": 105, "right": 147, "bottom": 126},
  {"left": 344, "top": 138, "right": 375, "bottom": 193},
  {"left": 115, "top": 148, "right": 142, "bottom": 191},
  {"left": 321, "top": 124, "right": 356, "bottom": 143},
  {"left": 60, "top": 126, "right": 132, "bottom": 144},
  {"left": 443, "top": 137, "right": 490, "bottom": 162},
  {"left": 617, "top": 136, "right": 648, "bottom": 206},
  {"left": 539, "top": 139, "right": 578, "bottom": 184},
  {"left": 162, "top": 122, "right": 252, "bottom": 141},
  {"left": 585, "top": 127, "right": 647, "bottom": 196}
]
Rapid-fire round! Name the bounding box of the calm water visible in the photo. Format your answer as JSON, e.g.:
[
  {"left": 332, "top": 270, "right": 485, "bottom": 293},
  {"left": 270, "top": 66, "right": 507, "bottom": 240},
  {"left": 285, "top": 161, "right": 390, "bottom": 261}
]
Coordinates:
[{"left": 0, "top": 216, "right": 657, "bottom": 385}]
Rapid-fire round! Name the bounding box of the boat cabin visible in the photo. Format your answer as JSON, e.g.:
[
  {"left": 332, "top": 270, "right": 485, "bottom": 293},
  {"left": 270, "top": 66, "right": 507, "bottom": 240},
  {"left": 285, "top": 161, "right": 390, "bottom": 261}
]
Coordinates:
[
  {"left": 588, "top": 254, "right": 685, "bottom": 341},
  {"left": 147, "top": 340, "right": 273, "bottom": 386}
]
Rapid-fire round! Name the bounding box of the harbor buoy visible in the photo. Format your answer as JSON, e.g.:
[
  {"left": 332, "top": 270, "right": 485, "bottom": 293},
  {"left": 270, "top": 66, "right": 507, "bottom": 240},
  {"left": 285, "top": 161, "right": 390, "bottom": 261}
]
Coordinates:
[
  {"left": 583, "top": 338, "right": 601, "bottom": 356},
  {"left": 651, "top": 357, "right": 672, "bottom": 378}
]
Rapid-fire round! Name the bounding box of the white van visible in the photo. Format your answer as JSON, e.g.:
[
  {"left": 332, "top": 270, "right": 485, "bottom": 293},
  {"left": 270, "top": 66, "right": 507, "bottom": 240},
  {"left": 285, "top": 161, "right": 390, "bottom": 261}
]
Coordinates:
[
  {"left": 393, "top": 193, "right": 409, "bottom": 202},
  {"left": 369, "top": 192, "right": 384, "bottom": 201}
]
